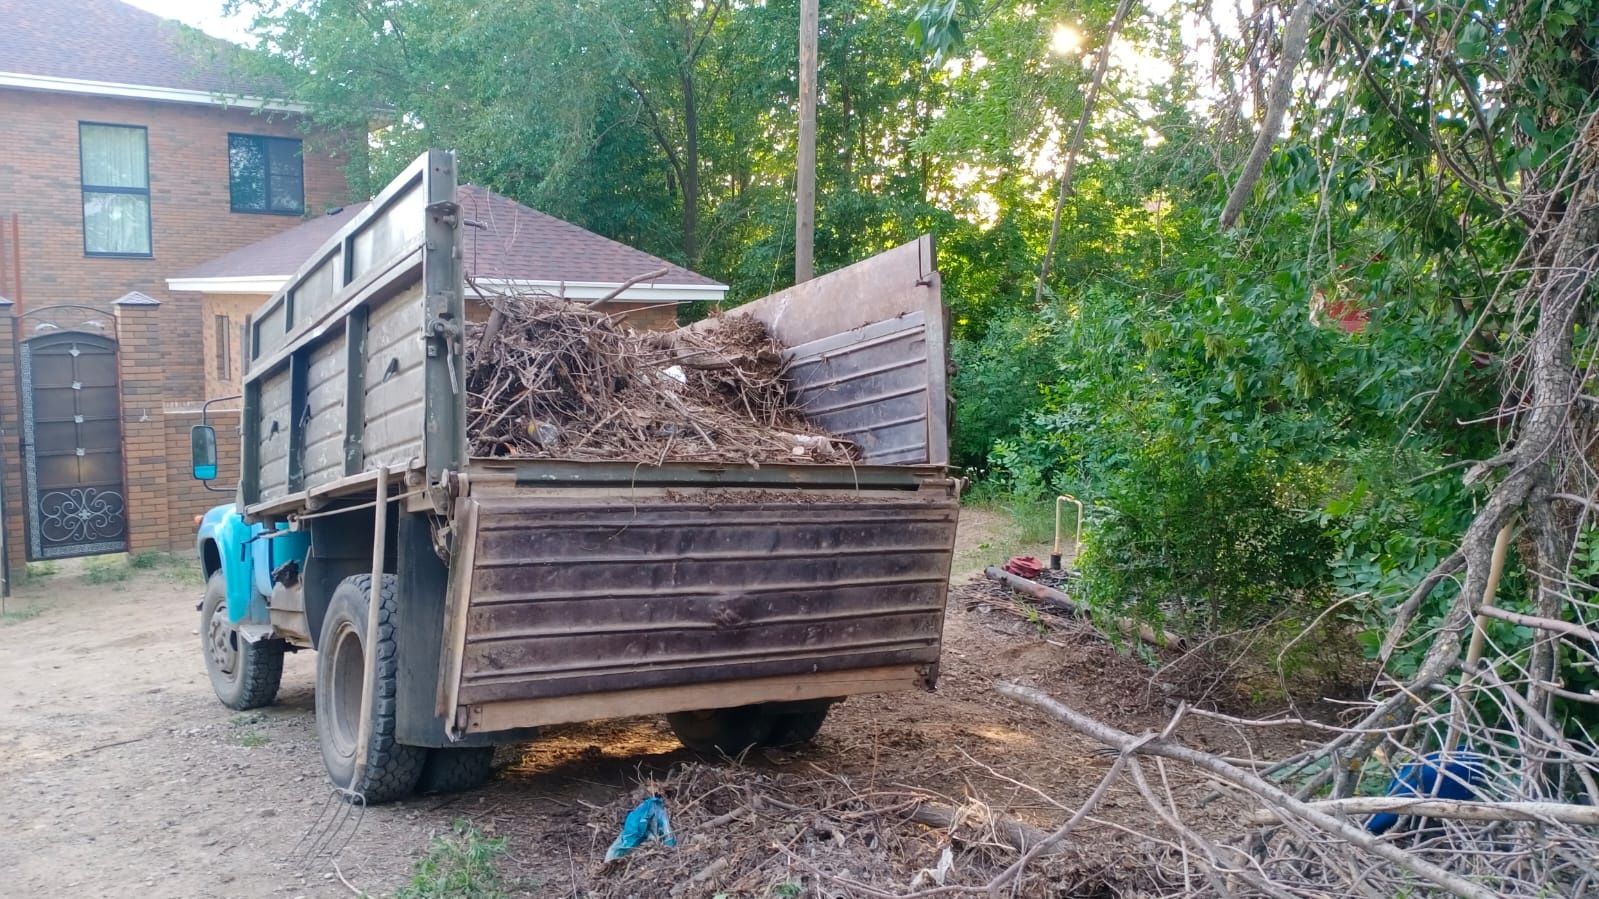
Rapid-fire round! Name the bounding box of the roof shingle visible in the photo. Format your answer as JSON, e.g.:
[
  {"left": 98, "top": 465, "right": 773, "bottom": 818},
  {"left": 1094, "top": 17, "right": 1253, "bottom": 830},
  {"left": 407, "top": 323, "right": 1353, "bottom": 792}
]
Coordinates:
[
  {"left": 175, "top": 186, "right": 725, "bottom": 290},
  {"left": 457, "top": 186, "right": 720, "bottom": 287},
  {"left": 0, "top": 0, "right": 272, "bottom": 96}
]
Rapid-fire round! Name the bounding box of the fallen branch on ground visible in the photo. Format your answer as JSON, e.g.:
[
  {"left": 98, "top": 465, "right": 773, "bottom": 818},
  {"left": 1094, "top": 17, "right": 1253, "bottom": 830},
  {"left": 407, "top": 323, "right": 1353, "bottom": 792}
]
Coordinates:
[
  {"left": 983, "top": 566, "right": 1187, "bottom": 649},
  {"left": 995, "top": 681, "right": 1502, "bottom": 899},
  {"left": 1245, "top": 797, "right": 1599, "bottom": 826}
]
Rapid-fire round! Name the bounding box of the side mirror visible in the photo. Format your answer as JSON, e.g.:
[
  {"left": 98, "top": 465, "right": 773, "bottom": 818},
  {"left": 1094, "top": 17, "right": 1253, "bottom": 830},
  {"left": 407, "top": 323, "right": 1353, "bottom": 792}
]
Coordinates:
[{"left": 191, "top": 425, "right": 218, "bottom": 481}]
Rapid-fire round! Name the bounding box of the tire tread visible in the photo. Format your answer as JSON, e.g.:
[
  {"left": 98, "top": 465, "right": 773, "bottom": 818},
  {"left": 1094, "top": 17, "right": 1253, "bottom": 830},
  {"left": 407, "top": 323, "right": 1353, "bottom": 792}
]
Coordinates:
[{"left": 319, "top": 574, "right": 425, "bottom": 803}]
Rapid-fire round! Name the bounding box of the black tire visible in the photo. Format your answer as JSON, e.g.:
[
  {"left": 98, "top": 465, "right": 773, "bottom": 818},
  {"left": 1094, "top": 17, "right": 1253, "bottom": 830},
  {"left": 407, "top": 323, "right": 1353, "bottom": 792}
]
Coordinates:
[
  {"left": 314, "top": 574, "right": 425, "bottom": 803},
  {"left": 666, "top": 706, "right": 776, "bottom": 755},
  {"left": 764, "top": 702, "right": 833, "bottom": 748},
  {"left": 417, "top": 747, "right": 496, "bottom": 795},
  {"left": 200, "top": 572, "right": 284, "bottom": 710}
]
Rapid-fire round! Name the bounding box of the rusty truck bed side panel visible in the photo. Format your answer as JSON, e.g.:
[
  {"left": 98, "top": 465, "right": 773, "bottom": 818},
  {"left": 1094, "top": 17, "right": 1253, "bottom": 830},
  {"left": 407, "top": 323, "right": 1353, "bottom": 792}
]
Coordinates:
[{"left": 440, "top": 490, "right": 958, "bottom": 730}]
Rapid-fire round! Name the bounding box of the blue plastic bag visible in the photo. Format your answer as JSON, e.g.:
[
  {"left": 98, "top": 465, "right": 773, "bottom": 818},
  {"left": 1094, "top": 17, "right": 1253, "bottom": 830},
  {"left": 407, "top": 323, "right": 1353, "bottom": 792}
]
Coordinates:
[
  {"left": 605, "top": 796, "right": 677, "bottom": 861},
  {"left": 1367, "top": 751, "right": 1488, "bottom": 835}
]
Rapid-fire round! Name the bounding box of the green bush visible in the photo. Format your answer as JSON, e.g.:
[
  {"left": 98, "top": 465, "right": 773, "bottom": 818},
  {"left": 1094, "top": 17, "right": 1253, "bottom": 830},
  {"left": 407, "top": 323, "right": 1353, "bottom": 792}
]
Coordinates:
[
  {"left": 1075, "top": 447, "right": 1334, "bottom": 634},
  {"left": 951, "top": 310, "right": 1060, "bottom": 473}
]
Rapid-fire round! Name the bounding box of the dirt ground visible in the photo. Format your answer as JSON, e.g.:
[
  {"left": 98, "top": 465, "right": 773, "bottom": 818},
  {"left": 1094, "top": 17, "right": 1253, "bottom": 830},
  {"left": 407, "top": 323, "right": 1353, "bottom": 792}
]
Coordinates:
[{"left": 0, "top": 508, "right": 1300, "bottom": 898}]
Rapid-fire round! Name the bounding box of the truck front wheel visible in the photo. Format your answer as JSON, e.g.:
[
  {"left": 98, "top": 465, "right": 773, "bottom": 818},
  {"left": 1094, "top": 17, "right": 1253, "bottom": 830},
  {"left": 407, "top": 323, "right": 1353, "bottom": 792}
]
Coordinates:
[
  {"left": 201, "top": 572, "right": 284, "bottom": 710},
  {"left": 314, "top": 574, "right": 425, "bottom": 803}
]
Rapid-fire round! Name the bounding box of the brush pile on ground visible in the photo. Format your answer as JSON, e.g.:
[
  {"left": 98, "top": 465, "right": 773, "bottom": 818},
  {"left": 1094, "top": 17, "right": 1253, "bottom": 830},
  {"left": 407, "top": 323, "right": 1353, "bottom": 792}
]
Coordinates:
[
  {"left": 581, "top": 762, "right": 1135, "bottom": 898},
  {"left": 464, "top": 292, "right": 856, "bottom": 464}
]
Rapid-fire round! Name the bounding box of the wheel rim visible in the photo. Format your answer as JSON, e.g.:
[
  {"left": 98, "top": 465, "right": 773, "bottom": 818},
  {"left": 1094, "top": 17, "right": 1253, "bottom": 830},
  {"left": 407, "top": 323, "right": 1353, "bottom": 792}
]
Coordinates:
[
  {"left": 328, "top": 621, "right": 365, "bottom": 760},
  {"left": 206, "top": 600, "right": 240, "bottom": 682}
]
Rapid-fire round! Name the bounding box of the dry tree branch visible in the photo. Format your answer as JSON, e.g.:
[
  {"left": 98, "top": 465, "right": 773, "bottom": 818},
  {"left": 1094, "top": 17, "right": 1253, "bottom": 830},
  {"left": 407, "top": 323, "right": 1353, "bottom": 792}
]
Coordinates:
[
  {"left": 1218, "top": 0, "right": 1315, "bottom": 229},
  {"left": 1033, "top": 0, "right": 1138, "bottom": 304},
  {"left": 996, "top": 681, "right": 1503, "bottom": 899},
  {"left": 1247, "top": 797, "right": 1599, "bottom": 826}
]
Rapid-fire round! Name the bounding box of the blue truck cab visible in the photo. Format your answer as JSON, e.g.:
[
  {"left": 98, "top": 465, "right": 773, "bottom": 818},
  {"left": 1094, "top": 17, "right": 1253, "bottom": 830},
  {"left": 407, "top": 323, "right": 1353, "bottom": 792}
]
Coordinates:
[{"left": 195, "top": 503, "right": 310, "bottom": 633}]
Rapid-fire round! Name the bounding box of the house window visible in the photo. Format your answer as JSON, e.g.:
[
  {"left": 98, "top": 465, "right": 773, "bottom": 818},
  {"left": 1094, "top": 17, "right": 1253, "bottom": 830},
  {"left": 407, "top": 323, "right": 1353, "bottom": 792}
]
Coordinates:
[
  {"left": 79, "top": 123, "right": 151, "bottom": 257},
  {"left": 215, "top": 314, "right": 232, "bottom": 381},
  {"left": 229, "top": 134, "right": 305, "bottom": 215}
]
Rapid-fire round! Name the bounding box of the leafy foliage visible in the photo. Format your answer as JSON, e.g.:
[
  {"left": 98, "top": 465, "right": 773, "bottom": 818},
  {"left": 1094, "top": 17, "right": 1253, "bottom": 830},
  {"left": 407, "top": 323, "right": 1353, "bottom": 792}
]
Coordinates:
[{"left": 235, "top": 0, "right": 1599, "bottom": 701}]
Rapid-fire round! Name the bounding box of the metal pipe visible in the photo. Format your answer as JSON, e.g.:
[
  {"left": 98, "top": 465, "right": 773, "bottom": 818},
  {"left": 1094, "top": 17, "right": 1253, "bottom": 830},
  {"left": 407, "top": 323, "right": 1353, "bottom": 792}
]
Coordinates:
[
  {"left": 349, "top": 464, "right": 389, "bottom": 795},
  {"left": 1052, "top": 494, "right": 1083, "bottom": 571},
  {"left": 10, "top": 213, "right": 21, "bottom": 313}
]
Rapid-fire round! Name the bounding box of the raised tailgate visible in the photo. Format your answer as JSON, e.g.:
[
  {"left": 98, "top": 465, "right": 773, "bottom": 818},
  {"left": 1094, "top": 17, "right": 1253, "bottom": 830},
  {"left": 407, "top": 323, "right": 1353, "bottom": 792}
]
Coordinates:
[{"left": 438, "top": 490, "right": 958, "bottom": 733}]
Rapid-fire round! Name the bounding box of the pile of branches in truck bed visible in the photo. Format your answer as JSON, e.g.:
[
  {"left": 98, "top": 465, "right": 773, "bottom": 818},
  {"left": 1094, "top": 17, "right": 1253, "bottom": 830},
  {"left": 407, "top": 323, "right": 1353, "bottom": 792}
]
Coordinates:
[{"left": 464, "top": 291, "right": 857, "bottom": 464}]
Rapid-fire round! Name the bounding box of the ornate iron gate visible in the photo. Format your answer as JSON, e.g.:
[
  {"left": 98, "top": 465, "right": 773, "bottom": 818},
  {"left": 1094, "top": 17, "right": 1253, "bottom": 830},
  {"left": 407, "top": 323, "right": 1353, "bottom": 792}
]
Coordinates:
[{"left": 19, "top": 331, "right": 128, "bottom": 559}]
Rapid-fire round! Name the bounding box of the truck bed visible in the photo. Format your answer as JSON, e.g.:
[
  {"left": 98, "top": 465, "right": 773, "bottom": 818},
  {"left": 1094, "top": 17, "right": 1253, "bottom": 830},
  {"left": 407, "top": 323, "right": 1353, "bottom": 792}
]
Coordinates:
[
  {"left": 439, "top": 476, "right": 957, "bottom": 734},
  {"left": 235, "top": 150, "right": 958, "bottom": 739}
]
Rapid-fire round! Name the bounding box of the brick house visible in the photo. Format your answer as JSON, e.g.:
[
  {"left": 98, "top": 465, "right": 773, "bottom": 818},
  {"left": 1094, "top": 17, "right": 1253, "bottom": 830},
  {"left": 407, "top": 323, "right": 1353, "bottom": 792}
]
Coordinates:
[
  {"left": 0, "top": 0, "right": 351, "bottom": 578},
  {"left": 0, "top": 1, "right": 728, "bottom": 583}
]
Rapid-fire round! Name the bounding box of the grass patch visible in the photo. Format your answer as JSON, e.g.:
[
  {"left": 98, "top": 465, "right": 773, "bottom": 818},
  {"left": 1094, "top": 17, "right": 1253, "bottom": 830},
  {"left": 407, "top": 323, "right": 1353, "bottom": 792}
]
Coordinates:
[
  {"left": 129, "top": 551, "right": 165, "bottom": 570},
  {"left": 228, "top": 713, "right": 269, "bottom": 747},
  {"left": 395, "top": 820, "right": 514, "bottom": 899},
  {"left": 23, "top": 561, "right": 58, "bottom": 581},
  {"left": 164, "top": 564, "right": 205, "bottom": 587},
  {"left": 1, "top": 606, "right": 44, "bottom": 625},
  {"left": 999, "top": 494, "right": 1066, "bottom": 546},
  {"left": 84, "top": 556, "right": 132, "bottom": 584},
  {"left": 955, "top": 487, "right": 1068, "bottom": 573}
]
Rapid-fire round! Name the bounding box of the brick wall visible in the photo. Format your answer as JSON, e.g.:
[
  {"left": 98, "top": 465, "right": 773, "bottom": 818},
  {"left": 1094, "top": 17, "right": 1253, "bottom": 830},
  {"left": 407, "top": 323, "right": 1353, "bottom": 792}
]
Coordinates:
[
  {"left": 0, "top": 87, "right": 349, "bottom": 406},
  {"left": 199, "top": 293, "right": 269, "bottom": 400},
  {"left": 99, "top": 297, "right": 243, "bottom": 555},
  {"left": 114, "top": 297, "right": 169, "bottom": 554},
  {"left": 601, "top": 301, "right": 680, "bottom": 331}
]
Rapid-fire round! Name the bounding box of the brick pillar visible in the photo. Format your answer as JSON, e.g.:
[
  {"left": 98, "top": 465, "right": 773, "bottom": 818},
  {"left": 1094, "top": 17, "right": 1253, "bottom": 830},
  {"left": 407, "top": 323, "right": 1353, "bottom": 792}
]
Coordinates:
[
  {"left": 0, "top": 298, "right": 24, "bottom": 581},
  {"left": 114, "top": 292, "right": 170, "bottom": 554}
]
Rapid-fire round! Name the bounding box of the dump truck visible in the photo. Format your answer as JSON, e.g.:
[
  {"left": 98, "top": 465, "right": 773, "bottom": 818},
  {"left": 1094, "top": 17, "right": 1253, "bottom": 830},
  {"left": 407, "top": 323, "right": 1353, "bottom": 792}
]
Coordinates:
[{"left": 190, "top": 150, "right": 959, "bottom": 801}]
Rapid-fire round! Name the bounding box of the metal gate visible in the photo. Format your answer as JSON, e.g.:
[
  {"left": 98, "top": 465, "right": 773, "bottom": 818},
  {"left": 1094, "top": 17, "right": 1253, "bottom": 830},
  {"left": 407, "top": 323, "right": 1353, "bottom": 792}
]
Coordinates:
[{"left": 19, "top": 331, "right": 128, "bottom": 559}]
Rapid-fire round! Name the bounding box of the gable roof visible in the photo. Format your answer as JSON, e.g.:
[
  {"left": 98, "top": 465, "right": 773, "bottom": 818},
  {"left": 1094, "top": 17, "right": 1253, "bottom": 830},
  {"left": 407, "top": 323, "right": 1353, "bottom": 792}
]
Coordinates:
[
  {"left": 456, "top": 186, "right": 721, "bottom": 288},
  {"left": 169, "top": 185, "right": 727, "bottom": 302},
  {"left": 172, "top": 204, "right": 368, "bottom": 286},
  {"left": 0, "top": 0, "right": 293, "bottom": 109}
]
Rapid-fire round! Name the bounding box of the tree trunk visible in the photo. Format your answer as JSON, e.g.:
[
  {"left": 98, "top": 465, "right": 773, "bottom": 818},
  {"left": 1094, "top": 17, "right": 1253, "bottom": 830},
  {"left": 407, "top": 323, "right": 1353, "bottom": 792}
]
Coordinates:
[{"left": 681, "top": 70, "right": 700, "bottom": 267}]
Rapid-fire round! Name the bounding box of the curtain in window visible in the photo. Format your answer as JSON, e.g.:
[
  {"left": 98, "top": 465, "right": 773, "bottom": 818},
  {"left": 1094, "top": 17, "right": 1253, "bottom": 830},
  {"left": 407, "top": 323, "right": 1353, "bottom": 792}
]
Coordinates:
[
  {"left": 82, "top": 193, "right": 150, "bottom": 255},
  {"left": 81, "top": 125, "right": 147, "bottom": 187},
  {"left": 81, "top": 125, "right": 150, "bottom": 255}
]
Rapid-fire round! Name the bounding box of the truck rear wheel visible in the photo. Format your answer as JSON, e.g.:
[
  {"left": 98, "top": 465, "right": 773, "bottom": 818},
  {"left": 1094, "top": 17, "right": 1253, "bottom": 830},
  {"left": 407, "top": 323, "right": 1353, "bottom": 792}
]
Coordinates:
[
  {"left": 764, "top": 702, "right": 833, "bottom": 748},
  {"left": 667, "top": 700, "right": 836, "bottom": 755},
  {"left": 417, "top": 747, "right": 496, "bottom": 794},
  {"left": 315, "top": 574, "right": 425, "bottom": 803},
  {"left": 667, "top": 707, "right": 774, "bottom": 755},
  {"left": 201, "top": 572, "right": 284, "bottom": 710}
]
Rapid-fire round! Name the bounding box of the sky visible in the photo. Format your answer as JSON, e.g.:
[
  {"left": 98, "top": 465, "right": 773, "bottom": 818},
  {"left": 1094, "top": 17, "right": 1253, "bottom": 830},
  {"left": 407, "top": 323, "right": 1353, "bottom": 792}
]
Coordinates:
[{"left": 125, "top": 0, "right": 254, "bottom": 45}]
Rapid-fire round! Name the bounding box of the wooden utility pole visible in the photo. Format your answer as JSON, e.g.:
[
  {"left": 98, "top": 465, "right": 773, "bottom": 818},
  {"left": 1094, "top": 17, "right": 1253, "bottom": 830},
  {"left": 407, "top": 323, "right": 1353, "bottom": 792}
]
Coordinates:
[{"left": 795, "top": 0, "right": 818, "bottom": 283}]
